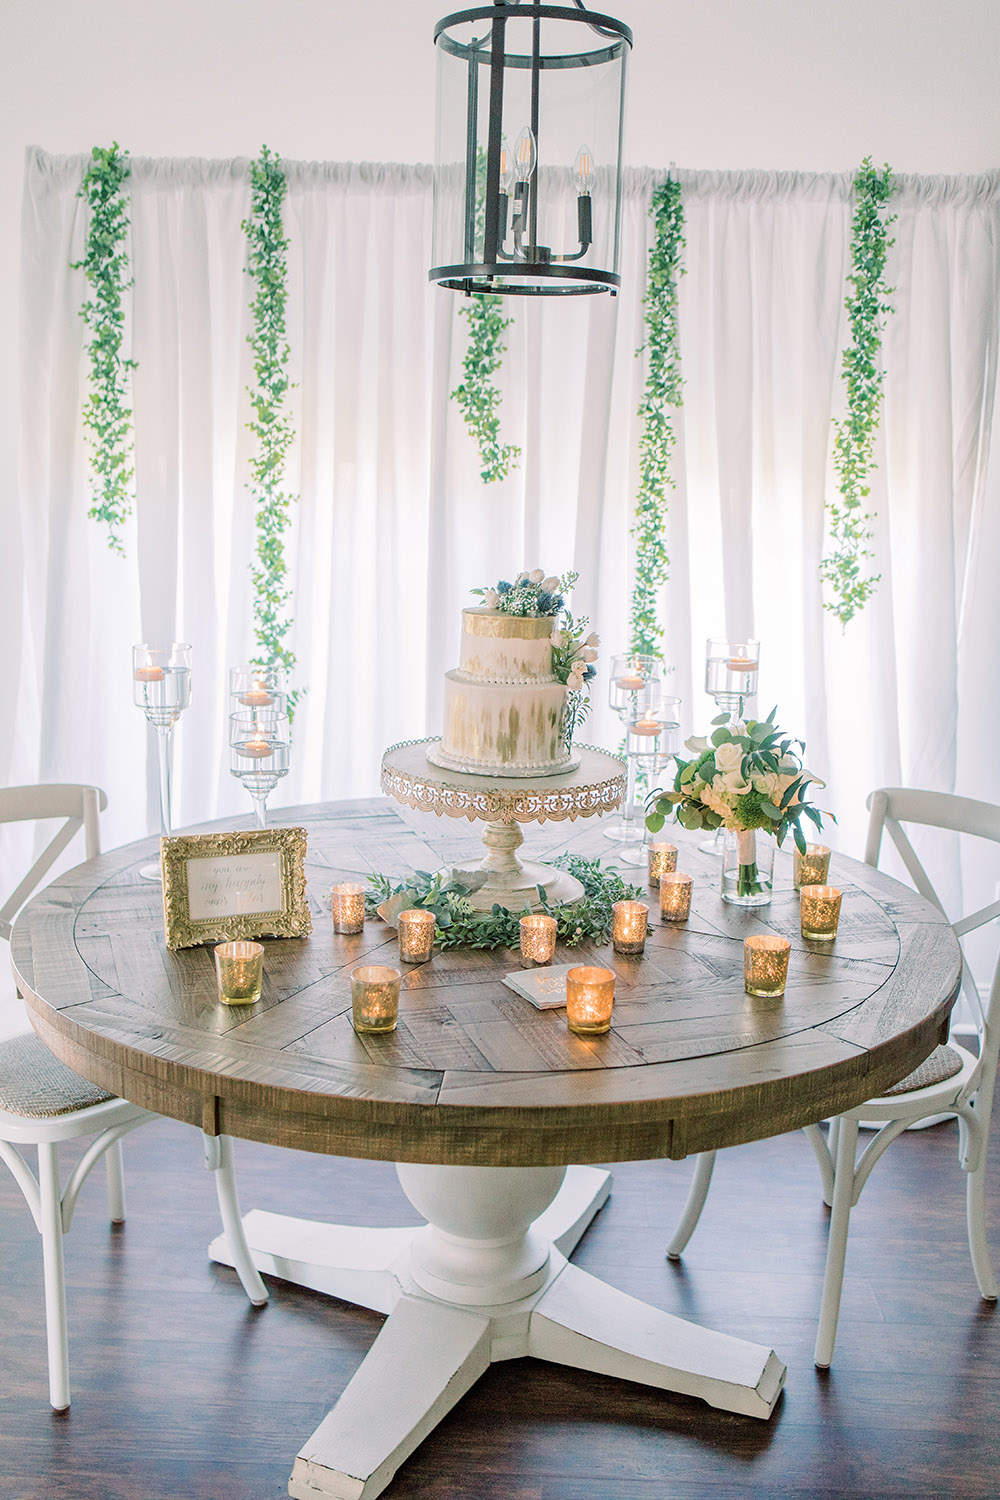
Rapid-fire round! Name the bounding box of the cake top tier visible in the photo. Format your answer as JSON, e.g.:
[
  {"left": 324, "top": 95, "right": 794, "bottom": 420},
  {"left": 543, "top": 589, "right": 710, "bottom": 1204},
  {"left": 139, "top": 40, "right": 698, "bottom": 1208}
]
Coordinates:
[{"left": 458, "top": 608, "right": 556, "bottom": 683}]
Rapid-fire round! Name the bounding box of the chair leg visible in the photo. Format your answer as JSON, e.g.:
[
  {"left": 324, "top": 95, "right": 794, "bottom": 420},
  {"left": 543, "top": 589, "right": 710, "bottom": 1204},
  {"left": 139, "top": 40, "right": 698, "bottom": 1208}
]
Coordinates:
[
  {"left": 966, "top": 1156, "right": 998, "bottom": 1301},
  {"left": 666, "top": 1150, "right": 717, "bottom": 1261},
  {"left": 37, "top": 1142, "right": 70, "bottom": 1411},
  {"left": 203, "top": 1133, "right": 268, "bottom": 1306},
  {"left": 105, "top": 1138, "right": 126, "bottom": 1224},
  {"left": 814, "top": 1117, "right": 859, "bottom": 1369}
]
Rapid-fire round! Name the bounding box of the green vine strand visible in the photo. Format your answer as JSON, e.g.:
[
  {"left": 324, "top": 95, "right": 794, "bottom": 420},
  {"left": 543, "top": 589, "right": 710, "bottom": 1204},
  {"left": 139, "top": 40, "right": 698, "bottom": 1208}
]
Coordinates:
[
  {"left": 451, "top": 294, "right": 521, "bottom": 483},
  {"left": 243, "top": 146, "right": 301, "bottom": 715},
  {"left": 71, "top": 143, "right": 136, "bottom": 554},
  {"left": 631, "top": 177, "right": 686, "bottom": 656},
  {"left": 821, "top": 158, "right": 896, "bottom": 626}
]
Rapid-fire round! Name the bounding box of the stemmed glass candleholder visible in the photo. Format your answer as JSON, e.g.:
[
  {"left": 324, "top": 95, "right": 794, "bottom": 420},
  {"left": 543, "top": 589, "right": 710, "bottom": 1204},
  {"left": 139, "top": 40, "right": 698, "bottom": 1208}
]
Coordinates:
[
  {"left": 701, "top": 637, "right": 759, "bottom": 854},
  {"left": 603, "top": 653, "right": 663, "bottom": 845},
  {"left": 132, "top": 642, "right": 192, "bottom": 881},
  {"left": 229, "top": 664, "right": 287, "bottom": 713},
  {"left": 618, "top": 695, "right": 681, "bottom": 866},
  {"left": 229, "top": 709, "right": 290, "bottom": 828}
]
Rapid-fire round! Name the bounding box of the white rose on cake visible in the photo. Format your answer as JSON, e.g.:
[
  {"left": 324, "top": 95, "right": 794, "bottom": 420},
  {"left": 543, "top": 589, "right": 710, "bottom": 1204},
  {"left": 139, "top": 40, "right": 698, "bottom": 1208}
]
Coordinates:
[{"left": 484, "top": 588, "right": 499, "bottom": 608}]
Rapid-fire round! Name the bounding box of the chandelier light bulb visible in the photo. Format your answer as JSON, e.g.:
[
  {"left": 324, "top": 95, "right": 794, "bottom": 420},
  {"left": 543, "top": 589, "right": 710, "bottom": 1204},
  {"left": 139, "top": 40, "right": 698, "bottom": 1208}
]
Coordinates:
[
  {"left": 499, "top": 143, "right": 514, "bottom": 195},
  {"left": 513, "top": 126, "right": 537, "bottom": 183},
  {"left": 574, "top": 145, "right": 594, "bottom": 194}
]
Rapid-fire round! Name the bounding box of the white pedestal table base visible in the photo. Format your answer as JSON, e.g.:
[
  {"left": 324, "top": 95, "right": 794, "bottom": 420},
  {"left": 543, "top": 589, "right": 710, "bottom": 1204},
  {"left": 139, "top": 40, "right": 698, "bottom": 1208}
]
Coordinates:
[{"left": 208, "top": 1164, "right": 786, "bottom": 1500}]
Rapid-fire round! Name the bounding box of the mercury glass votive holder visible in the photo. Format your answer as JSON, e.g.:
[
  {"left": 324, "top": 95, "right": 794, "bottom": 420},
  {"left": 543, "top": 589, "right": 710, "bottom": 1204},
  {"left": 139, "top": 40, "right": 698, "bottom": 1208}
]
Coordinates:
[
  {"left": 800, "top": 885, "right": 843, "bottom": 941},
  {"left": 214, "top": 940, "right": 264, "bottom": 1006},
  {"left": 398, "top": 908, "right": 436, "bottom": 963},
  {"left": 744, "top": 935, "right": 791, "bottom": 998},
  {"left": 565, "top": 966, "right": 616, "bottom": 1035},
  {"left": 331, "top": 883, "right": 366, "bottom": 934},
  {"left": 350, "top": 965, "right": 401, "bottom": 1033},
  {"left": 647, "top": 842, "right": 678, "bottom": 888},
  {"left": 659, "top": 872, "right": 693, "bottom": 922},
  {"left": 612, "top": 900, "right": 648, "bottom": 956},
  {"left": 793, "top": 843, "right": 832, "bottom": 890},
  {"left": 519, "top": 914, "right": 557, "bottom": 965}
]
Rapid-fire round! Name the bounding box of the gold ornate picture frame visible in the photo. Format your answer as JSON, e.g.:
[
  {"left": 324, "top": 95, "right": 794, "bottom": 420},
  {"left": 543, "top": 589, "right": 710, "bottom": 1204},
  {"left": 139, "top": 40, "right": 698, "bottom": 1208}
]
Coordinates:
[{"left": 161, "top": 827, "right": 312, "bottom": 950}]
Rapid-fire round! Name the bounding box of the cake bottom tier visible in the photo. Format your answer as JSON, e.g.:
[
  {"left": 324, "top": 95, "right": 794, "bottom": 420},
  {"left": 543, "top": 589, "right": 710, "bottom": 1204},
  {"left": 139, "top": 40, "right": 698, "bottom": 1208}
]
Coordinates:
[{"left": 432, "top": 671, "right": 574, "bottom": 778}]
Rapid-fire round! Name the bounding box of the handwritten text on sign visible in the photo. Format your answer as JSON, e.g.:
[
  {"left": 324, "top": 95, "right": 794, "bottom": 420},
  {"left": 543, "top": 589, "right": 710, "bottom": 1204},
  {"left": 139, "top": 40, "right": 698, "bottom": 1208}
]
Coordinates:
[{"left": 186, "top": 852, "right": 283, "bottom": 921}]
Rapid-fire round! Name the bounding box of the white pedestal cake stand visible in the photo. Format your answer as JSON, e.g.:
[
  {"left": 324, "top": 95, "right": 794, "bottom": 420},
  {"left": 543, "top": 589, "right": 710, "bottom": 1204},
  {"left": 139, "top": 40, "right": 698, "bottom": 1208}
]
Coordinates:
[{"left": 380, "top": 738, "right": 628, "bottom": 912}]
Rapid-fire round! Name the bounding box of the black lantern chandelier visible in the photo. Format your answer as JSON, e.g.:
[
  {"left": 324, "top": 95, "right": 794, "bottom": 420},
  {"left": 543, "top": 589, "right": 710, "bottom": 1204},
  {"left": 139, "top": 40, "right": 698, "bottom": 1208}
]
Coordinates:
[{"left": 430, "top": 1, "right": 632, "bottom": 296}]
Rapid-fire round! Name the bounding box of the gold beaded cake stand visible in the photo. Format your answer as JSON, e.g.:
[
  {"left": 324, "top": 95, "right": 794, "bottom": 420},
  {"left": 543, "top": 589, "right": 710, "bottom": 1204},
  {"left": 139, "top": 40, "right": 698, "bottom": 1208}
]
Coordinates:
[{"left": 380, "top": 738, "right": 627, "bottom": 912}]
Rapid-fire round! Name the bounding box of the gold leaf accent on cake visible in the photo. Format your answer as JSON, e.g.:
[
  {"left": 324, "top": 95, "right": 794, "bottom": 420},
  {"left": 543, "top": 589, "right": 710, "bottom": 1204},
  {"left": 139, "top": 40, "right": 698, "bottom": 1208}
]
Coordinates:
[{"left": 463, "top": 608, "right": 554, "bottom": 641}]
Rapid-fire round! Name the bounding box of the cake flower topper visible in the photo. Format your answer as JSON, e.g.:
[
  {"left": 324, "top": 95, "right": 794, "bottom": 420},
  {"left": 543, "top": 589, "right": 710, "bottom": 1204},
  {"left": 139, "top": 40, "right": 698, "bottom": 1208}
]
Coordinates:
[{"left": 471, "top": 568, "right": 599, "bottom": 745}]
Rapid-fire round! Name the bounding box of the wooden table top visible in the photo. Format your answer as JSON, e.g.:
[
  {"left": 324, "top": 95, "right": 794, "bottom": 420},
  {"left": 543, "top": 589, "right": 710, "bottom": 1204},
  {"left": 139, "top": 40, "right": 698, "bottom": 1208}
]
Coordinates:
[{"left": 11, "top": 798, "right": 961, "bottom": 1167}]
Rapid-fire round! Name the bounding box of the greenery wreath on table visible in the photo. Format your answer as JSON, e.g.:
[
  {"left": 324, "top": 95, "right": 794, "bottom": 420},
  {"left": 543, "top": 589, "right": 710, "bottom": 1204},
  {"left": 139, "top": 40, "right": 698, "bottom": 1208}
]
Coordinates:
[{"left": 365, "top": 855, "right": 644, "bottom": 952}]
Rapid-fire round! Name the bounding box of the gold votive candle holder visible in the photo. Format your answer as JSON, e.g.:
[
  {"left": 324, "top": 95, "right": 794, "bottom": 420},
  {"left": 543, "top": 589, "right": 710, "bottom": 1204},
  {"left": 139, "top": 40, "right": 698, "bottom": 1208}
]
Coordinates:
[
  {"left": 331, "top": 882, "right": 365, "bottom": 934},
  {"left": 612, "top": 900, "right": 648, "bottom": 956},
  {"left": 744, "top": 935, "right": 791, "bottom": 997},
  {"left": 659, "top": 872, "right": 693, "bottom": 922},
  {"left": 350, "top": 965, "right": 401, "bottom": 1033},
  {"left": 800, "top": 885, "right": 843, "bottom": 941},
  {"left": 214, "top": 940, "right": 264, "bottom": 1005},
  {"left": 520, "top": 913, "right": 557, "bottom": 965},
  {"left": 398, "top": 908, "right": 436, "bottom": 963},
  {"left": 565, "top": 966, "right": 616, "bottom": 1035},
  {"left": 793, "top": 843, "right": 832, "bottom": 890},
  {"left": 647, "top": 842, "right": 678, "bottom": 887}
]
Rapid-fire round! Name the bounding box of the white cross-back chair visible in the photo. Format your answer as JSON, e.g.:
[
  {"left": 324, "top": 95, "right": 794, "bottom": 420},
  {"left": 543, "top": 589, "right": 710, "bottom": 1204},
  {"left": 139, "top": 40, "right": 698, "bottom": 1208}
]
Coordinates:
[
  {"left": 0, "top": 784, "right": 269, "bottom": 1410},
  {"left": 665, "top": 787, "right": 1000, "bottom": 1368}
]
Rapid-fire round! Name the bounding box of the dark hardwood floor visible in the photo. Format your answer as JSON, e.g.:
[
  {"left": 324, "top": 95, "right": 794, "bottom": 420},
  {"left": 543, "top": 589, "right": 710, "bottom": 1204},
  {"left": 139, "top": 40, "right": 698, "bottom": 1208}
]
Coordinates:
[{"left": 0, "top": 1116, "right": 997, "bottom": 1499}]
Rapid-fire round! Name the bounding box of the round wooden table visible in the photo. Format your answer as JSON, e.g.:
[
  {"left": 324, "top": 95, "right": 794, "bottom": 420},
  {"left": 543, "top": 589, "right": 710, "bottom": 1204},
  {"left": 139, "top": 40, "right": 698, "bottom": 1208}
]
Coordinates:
[{"left": 10, "top": 798, "right": 960, "bottom": 1500}]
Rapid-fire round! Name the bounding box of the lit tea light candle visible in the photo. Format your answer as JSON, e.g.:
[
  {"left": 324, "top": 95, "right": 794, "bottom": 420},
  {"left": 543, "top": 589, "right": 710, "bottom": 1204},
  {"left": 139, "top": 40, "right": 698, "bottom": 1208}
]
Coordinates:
[
  {"left": 800, "top": 885, "right": 843, "bottom": 941},
  {"left": 647, "top": 842, "right": 678, "bottom": 887},
  {"left": 727, "top": 656, "right": 759, "bottom": 673},
  {"left": 331, "top": 882, "right": 366, "bottom": 934},
  {"left": 214, "top": 940, "right": 264, "bottom": 1005},
  {"left": 241, "top": 735, "right": 274, "bottom": 758},
  {"left": 659, "top": 872, "right": 693, "bottom": 922},
  {"left": 793, "top": 843, "right": 831, "bottom": 890},
  {"left": 240, "top": 680, "right": 275, "bottom": 707},
  {"left": 744, "top": 934, "right": 791, "bottom": 997},
  {"left": 398, "top": 908, "right": 436, "bottom": 963},
  {"left": 612, "top": 900, "right": 648, "bottom": 956},
  {"left": 350, "top": 965, "right": 401, "bottom": 1033},
  {"left": 520, "top": 913, "right": 557, "bottom": 965},
  {"left": 565, "top": 965, "right": 616, "bottom": 1035},
  {"left": 133, "top": 664, "right": 165, "bottom": 682},
  {"left": 631, "top": 718, "right": 661, "bottom": 736},
  {"left": 616, "top": 673, "right": 645, "bottom": 691}
]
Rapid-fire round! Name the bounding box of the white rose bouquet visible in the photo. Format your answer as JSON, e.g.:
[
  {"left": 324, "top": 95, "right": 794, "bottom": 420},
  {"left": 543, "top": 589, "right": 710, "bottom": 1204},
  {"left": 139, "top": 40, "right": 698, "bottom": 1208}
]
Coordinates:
[{"left": 645, "top": 708, "right": 829, "bottom": 897}]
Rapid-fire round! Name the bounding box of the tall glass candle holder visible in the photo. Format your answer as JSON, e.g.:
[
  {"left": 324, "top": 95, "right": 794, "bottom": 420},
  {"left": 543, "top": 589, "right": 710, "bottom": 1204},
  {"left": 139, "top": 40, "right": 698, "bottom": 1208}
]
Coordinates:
[
  {"left": 619, "top": 695, "right": 681, "bottom": 867},
  {"left": 603, "top": 654, "right": 663, "bottom": 844},
  {"left": 229, "top": 664, "right": 287, "bottom": 712},
  {"left": 351, "top": 966, "right": 401, "bottom": 1033},
  {"left": 800, "top": 886, "right": 843, "bottom": 941},
  {"left": 331, "top": 883, "right": 366, "bottom": 934},
  {"left": 132, "top": 642, "right": 192, "bottom": 881},
  {"left": 398, "top": 908, "right": 436, "bottom": 963},
  {"left": 744, "top": 935, "right": 791, "bottom": 997},
  {"left": 704, "top": 637, "right": 760, "bottom": 720},
  {"left": 229, "top": 709, "right": 290, "bottom": 828},
  {"left": 659, "top": 872, "right": 693, "bottom": 922},
  {"left": 647, "top": 842, "right": 678, "bottom": 887},
  {"left": 565, "top": 966, "right": 616, "bottom": 1035},
  {"left": 520, "top": 914, "right": 557, "bottom": 965},
  {"left": 612, "top": 900, "right": 648, "bottom": 956},
  {"left": 214, "top": 941, "right": 264, "bottom": 1005},
  {"left": 793, "top": 844, "right": 831, "bottom": 890}
]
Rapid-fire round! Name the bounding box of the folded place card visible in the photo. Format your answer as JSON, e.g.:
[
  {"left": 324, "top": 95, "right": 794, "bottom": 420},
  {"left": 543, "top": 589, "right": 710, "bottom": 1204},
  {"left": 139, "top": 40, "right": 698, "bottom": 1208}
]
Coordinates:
[{"left": 503, "top": 964, "right": 575, "bottom": 1010}]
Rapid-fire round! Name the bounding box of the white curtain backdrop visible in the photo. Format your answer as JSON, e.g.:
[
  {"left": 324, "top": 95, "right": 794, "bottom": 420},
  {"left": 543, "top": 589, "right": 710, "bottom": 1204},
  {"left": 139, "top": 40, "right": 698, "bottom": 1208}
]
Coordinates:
[{"left": 9, "top": 149, "right": 1000, "bottom": 979}]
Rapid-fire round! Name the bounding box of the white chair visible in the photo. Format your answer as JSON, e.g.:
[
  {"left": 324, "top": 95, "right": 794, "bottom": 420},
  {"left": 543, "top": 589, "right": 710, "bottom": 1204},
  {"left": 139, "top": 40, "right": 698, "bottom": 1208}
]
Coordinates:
[
  {"left": 0, "top": 783, "right": 268, "bottom": 1410},
  {"left": 665, "top": 786, "right": 1000, "bottom": 1368}
]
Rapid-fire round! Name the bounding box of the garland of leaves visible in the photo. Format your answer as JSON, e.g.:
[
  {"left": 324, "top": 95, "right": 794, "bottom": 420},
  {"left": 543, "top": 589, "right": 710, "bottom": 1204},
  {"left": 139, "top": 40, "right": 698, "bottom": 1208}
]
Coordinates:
[
  {"left": 244, "top": 146, "right": 301, "bottom": 713},
  {"left": 630, "top": 177, "right": 685, "bottom": 656},
  {"left": 71, "top": 143, "right": 136, "bottom": 554},
  {"left": 365, "top": 855, "right": 643, "bottom": 952},
  {"left": 451, "top": 295, "right": 521, "bottom": 483},
  {"left": 821, "top": 157, "right": 896, "bottom": 626}
]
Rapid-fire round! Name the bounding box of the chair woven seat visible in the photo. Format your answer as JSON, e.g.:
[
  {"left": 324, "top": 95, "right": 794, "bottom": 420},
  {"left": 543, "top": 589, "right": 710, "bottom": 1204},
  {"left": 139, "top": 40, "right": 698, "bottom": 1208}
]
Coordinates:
[
  {"left": 0, "top": 1033, "right": 114, "bottom": 1118},
  {"left": 882, "top": 1043, "right": 965, "bottom": 1097}
]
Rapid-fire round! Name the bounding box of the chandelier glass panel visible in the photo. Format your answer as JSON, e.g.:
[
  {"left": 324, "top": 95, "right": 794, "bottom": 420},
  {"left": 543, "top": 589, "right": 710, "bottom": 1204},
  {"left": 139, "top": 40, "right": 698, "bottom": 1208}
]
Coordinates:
[{"left": 430, "top": 2, "right": 632, "bottom": 296}]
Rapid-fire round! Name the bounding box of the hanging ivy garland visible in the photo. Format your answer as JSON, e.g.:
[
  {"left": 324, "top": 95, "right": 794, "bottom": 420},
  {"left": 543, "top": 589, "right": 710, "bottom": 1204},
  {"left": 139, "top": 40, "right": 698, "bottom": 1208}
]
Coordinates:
[
  {"left": 243, "top": 146, "right": 301, "bottom": 715},
  {"left": 631, "top": 177, "right": 686, "bottom": 656},
  {"left": 71, "top": 143, "right": 137, "bottom": 554},
  {"left": 821, "top": 157, "right": 896, "bottom": 626},
  {"left": 451, "top": 294, "right": 521, "bottom": 483}
]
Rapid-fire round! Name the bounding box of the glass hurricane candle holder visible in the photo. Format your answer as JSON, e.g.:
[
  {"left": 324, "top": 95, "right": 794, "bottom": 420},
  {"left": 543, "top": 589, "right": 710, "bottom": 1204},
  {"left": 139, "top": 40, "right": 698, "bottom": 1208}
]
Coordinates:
[
  {"left": 744, "top": 935, "right": 791, "bottom": 998},
  {"left": 229, "top": 709, "right": 290, "bottom": 828},
  {"left": 519, "top": 913, "right": 557, "bottom": 965},
  {"left": 800, "top": 885, "right": 843, "bottom": 941},
  {"left": 659, "top": 872, "right": 693, "bottom": 922},
  {"left": 793, "top": 843, "right": 832, "bottom": 890},
  {"left": 612, "top": 900, "right": 648, "bottom": 956},
  {"left": 350, "top": 965, "right": 401, "bottom": 1033},
  {"left": 331, "top": 883, "right": 366, "bottom": 934},
  {"left": 704, "top": 637, "right": 760, "bottom": 714},
  {"left": 608, "top": 652, "right": 662, "bottom": 715},
  {"left": 565, "top": 966, "right": 616, "bottom": 1035},
  {"left": 647, "top": 841, "right": 678, "bottom": 887},
  {"left": 214, "top": 940, "right": 264, "bottom": 1006},
  {"left": 132, "top": 642, "right": 192, "bottom": 879},
  {"left": 229, "top": 663, "right": 287, "bottom": 711},
  {"left": 398, "top": 908, "right": 436, "bottom": 963}
]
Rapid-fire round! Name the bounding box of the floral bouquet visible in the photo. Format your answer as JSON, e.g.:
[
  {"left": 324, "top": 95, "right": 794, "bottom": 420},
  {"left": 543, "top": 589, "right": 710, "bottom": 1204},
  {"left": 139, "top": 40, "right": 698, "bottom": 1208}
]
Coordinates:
[
  {"left": 472, "top": 568, "right": 599, "bottom": 746},
  {"left": 645, "top": 708, "right": 829, "bottom": 898}
]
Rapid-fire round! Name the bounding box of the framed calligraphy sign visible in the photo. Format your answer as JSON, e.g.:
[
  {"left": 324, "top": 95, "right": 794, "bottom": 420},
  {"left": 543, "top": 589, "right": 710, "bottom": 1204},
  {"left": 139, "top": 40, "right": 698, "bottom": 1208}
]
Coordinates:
[{"left": 160, "top": 827, "right": 311, "bottom": 950}]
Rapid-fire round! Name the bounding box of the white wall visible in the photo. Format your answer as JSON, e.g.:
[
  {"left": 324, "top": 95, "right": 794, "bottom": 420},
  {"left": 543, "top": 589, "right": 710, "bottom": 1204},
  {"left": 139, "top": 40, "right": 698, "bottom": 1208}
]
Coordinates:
[{"left": 2, "top": 0, "right": 998, "bottom": 671}]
